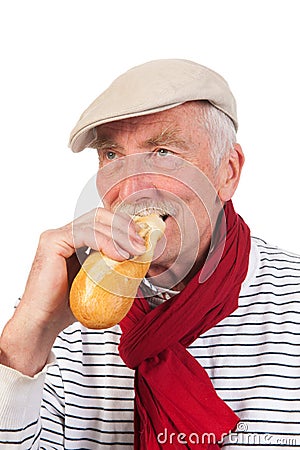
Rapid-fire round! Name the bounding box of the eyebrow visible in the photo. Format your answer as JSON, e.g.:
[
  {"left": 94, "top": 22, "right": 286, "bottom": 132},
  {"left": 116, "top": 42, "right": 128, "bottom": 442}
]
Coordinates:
[
  {"left": 143, "top": 127, "right": 189, "bottom": 151},
  {"left": 91, "top": 137, "right": 124, "bottom": 153},
  {"left": 92, "top": 126, "right": 189, "bottom": 153}
]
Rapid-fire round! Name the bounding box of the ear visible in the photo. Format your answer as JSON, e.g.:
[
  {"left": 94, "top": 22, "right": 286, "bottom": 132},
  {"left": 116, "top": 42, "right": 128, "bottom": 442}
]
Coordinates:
[{"left": 218, "top": 143, "right": 245, "bottom": 202}]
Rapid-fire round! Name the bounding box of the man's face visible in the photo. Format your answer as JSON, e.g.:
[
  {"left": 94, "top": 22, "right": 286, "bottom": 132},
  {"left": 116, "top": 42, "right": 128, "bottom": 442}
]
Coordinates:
[{"left": 95, "top": 102, "right": 226, "bottom": 287}]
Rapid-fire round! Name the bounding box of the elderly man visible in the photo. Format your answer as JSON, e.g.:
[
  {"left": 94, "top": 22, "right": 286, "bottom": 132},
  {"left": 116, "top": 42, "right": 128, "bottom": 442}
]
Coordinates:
[{"left": 0, "top": 60, "right": 299, "bottom": 449}]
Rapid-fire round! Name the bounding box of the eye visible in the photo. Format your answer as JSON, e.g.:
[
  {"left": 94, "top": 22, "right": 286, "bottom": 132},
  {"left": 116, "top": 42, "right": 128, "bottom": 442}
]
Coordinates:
[
  {"left": 105, "top": 150, "right": 117, "bottom": 160},
  {"left": 156, "top": 148, "right": 170, "bottom": 156}
]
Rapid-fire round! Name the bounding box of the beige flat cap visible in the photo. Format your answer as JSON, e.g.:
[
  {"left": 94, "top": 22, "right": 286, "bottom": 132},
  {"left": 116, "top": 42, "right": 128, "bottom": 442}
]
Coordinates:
[{"left": 69, "top": 59, "right": 237, "bottom": 153}]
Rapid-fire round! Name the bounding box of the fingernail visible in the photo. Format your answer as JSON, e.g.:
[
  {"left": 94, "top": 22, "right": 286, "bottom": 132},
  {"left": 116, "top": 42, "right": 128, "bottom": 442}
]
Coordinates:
[
  {"left": 134, "top": 242, "right": 146, "bottom": 253},
  {"left": 133, "top": 233, "right": 145, "bottom": 244},
  {"left": 115, "top": 245, "right": 130, "bottom": 259}
]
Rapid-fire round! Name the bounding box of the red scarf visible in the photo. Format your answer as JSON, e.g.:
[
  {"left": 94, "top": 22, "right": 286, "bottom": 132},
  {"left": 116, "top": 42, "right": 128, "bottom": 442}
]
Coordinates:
[{"left": 119, "top": 201, "right": 251, "bottom": 449}]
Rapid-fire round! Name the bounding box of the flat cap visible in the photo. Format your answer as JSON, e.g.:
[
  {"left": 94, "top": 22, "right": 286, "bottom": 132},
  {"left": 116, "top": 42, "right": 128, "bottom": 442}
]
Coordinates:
[{"left": 69, "top": 59, "right": 237, "bottom": 153}]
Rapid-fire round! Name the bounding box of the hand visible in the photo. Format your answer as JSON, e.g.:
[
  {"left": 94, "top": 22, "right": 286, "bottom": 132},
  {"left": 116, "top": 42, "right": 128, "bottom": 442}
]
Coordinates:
[
  {"left": 22, "top": 208, "right": 146, "bottom": 328},
  {"left": 0, "top": 208, "right": 145, "bottom": 375}
]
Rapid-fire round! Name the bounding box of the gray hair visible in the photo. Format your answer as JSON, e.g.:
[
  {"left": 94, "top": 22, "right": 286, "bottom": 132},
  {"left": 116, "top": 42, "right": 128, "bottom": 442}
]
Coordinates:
[{"left": 196, "top": 101, "right": 237, "bottom": 169}]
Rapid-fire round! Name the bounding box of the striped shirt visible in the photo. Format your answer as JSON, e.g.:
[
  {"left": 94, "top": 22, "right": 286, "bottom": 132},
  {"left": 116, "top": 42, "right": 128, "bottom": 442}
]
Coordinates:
[{"left": 0, "top": 236, "right": 300, "bottom": 449}]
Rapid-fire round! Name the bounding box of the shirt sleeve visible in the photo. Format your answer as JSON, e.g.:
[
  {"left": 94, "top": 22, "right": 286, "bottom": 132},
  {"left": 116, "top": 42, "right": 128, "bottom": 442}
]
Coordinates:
[{"left": 0, "top": 352, "right": 65, "bottom": 449}]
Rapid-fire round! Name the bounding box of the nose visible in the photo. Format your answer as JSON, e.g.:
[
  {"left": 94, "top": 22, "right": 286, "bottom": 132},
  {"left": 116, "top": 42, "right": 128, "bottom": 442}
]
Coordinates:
[
  {"left": 115, "top": 153, "right": 153, "bottom": 201},
  {"left": 118, "top": 172, "right": 154, "bottom": 201},
  {"left": 97, "top": 152, "right": 158, "bottom": 204}
]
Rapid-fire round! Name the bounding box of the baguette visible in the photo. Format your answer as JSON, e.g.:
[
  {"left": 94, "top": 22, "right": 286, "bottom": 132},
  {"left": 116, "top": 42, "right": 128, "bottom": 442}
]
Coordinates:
[{"left": 69, "top": 214, "right": 165, "bottom": 329}]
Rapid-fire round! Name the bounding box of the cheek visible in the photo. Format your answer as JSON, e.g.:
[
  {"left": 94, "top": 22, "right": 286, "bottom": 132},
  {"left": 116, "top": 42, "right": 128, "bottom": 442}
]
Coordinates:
[
  {"left": 96, "top": 176, "right": 118, "bottom": 208},
  {"left": 173, "top": 183, "right": 215, "bottom": 243},
  {"left": 182, "top": 197, "right": 210, "bottom": 236}
]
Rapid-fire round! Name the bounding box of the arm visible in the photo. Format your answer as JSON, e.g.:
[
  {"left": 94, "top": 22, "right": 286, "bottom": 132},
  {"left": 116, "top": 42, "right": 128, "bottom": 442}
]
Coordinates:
[
  {"left": 0, "top": 353, "right": 62, "bottom": 449},
  {"left": 0, "top": 350, "right": 69, "bottom": 449},
  {"left": 0, "top": 207, "right": 145, "bottom": 447},
  {"left": 0, "top": 208, "right": 145, "bottom": 376}
]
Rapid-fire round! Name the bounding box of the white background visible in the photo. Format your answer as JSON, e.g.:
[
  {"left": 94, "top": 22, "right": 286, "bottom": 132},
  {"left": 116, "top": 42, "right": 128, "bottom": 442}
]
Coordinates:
[{"left": 1, "top": 0, "right": 299, "bottom": 332}]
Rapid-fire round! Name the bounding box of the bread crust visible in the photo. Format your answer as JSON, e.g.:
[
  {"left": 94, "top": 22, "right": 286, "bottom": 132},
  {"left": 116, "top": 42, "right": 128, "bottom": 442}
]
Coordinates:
[{"left": 69, "top": 214, "right": 165, "bottom": 329}]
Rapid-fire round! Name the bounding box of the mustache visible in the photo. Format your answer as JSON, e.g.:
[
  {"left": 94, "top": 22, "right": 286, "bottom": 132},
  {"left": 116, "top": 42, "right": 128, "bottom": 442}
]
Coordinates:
[{"left": 114, "top": 200, "right": 177, "bottom": 218}]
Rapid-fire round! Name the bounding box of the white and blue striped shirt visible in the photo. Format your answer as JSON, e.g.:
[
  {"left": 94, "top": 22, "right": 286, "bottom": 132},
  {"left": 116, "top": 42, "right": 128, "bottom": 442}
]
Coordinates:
[{"left": 1, "top": 237, "right": 300, "bottom": 449}]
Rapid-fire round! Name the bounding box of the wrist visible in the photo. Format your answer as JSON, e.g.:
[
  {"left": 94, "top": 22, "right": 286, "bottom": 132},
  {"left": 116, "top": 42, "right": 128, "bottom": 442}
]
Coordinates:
[{"left": 0, "top": 306, "right": 59, "bottom": 377}]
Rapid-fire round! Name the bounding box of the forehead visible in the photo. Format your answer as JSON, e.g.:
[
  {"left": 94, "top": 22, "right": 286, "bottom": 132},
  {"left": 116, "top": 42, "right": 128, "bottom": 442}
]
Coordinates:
[{"left": 95, "top": 101, "right": 203, "bottom": 140}]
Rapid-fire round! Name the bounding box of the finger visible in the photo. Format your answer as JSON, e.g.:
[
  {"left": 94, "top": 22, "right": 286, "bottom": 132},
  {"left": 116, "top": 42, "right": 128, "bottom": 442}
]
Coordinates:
[
  {"left": 95, "top": 209, "right": 145, "bottom": 244},
  {"left": 72, "top": 208, "right": 146, "bottom": 258},
  {"left": 71, "top": 220, "right": 144, "bottom": 261},
  {"left": 93, "top": 228, "right": 146, "bottom": 261},
  {"left": 78, "top": 209, "right": 146, "bottom": 253}
]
